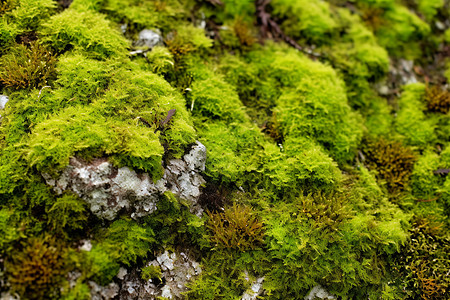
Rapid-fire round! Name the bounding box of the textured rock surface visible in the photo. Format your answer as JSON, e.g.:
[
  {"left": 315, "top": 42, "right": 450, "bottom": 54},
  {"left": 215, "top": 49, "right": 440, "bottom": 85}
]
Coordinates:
[
  {"left": 89, "top": 281, "right": 120, "bottom": 300},
  {"left": 304, "top": 285, "right": 336, "bottom": 300},
  {"left": 134, "top": 29, "right": 162, "bottom": 48},
  {"left": 241, "top": 275, "right": 265, "bottom": 300},
  {"left": 43, "top": 142, "right": 206, "bottom": 220},
  {"left": 117, "top": 250, "right": 201, "bottom": 299}
]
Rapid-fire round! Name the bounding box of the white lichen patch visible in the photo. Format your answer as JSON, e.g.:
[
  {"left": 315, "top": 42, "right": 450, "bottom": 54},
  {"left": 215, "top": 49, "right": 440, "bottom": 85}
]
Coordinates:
[
  {"left": 43, "top": 141, "right": 206, "bottom": 220},
  {"left": 117, "top": 250, "right": 201, "bottom": 299},
  {"left": 304, "top": 285, "right": 336, "bottom": 300}
]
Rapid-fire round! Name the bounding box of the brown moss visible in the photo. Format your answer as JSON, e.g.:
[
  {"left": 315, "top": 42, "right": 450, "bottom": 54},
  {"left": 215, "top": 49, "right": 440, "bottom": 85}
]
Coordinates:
[
  {"left": 300, "top": 192, "right": 352, "bottom": 233},
  {"left": 206, "top": 203, "right": 264, "bottom": 251},
  {"left": 0, "top": 0, "right": 18, "bottom": 15},
  {"left": 425, "top": 85, "right": 450, "bottom": 114},
  {"left": 0, "top": 41, "right": 56, "bottom": 89},
  {"left": 5, "top": 235, "right": 67, "bottom": 300},
  {"left": 233, "top": 17, "right": 256, "bottom": 48},
  {"left": 359, "top": 4, "right": 386, "bottom": 31},
  {"left": 363, "top": 138, "right": 416, "bottom": 192}
]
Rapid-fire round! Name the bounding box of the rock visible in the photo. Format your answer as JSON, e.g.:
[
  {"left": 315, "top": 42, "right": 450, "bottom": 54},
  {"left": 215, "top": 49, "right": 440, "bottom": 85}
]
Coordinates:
[
  {"left": 134, "top": 29, "right": 162, "bottom": 48},
  {"left": 79, "top": 239, "right": 92, "bottom": 252},
  {"left": 0, "top": 95, "right": 8, "bottom": 120},
  {"left": 304, "top": 285, "right": 336, "bottom": 300},
  {"left": 0, "top": 95, "right": 8, "bottom": 110},
  {"left": 117, "top": 250, "right": 201, "bottom": 299},
  {"left": 0, "top": 292, "right": 20, "bottom": 300},
  {"left": 241, "top": 275, "right": 265, "bottom": 300},
  {"left": 43, "top": 141, "right": 206, "bottom": 220},
  {"left": 89, "top": 281, "right": 120, "bottom": 300}
]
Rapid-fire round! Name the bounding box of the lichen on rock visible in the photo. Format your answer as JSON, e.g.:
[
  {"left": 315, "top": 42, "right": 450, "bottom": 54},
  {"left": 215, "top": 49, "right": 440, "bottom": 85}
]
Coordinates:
[{"left": 43, "top": 141, "right": 206, "bottom": 220}]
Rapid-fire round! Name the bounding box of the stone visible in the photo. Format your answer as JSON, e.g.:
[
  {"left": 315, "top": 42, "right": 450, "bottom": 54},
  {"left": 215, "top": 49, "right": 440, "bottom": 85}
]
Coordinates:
[
  {"left": 0, "top": 95, "right": 8, "bottom": 110},
  {"left": 89, "top": 281, "right": 120, "bottom": 300},
  {"left": 304, "top": 285, "right": 336, "bottom": 300},
  {"left": 117, "top": 250, "right": 201, "bottom": 299},
  {"left": 43, "top": 141, "right": 207, "bottom": 220},
  {"left": 134, "top": 29, "right": 162, "bottom": 48}
]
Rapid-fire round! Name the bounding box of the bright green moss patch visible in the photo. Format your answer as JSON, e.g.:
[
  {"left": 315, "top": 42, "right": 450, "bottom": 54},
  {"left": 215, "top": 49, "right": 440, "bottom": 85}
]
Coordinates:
[
  {"left": 40, "top": 8, "right": 129, "bottom": 59},
  {"left": 26, "top": 105, "right": 164, "bottom": 175},
  {"left": 1, "top": 0, "right": 450, "bottom": 298},
  {"left": 271, "top": 0, "right": 337, "bottom": 45},
  {"left": 395, "top": 83, "right": 437, "bottom": 147},
  {"left": 7, "top": 0, "right": 56, "bottom": 31}
]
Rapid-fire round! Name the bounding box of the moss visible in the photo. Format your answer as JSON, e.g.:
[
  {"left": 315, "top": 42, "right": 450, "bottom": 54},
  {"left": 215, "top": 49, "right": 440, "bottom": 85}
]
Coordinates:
[
  {"left": 0, "top": 208, "right": 22, "bottom": 252},
  {"left": 271, "top": 0, "right": 337, "bottom": 45},
  {"left": 53, "top": 52, "right": 113, "bottom": 104},
  {"left": 100, "top": 0, "right": 185, "bottom": 34},
  {"left": 7, "top": 0, "right": 56, "bottom": 31},
  {"left": 364, "top": 97, "right": 393, "bottom": 137},
  {"left": 363, "top": 138, "right": 417, "bottom": 192},
  {"left": 0, "top": 19, "right": 19, "bottom": 52},
  {"left": 0, "top": 41, "right": 57, "bottom": 90},
  {"left": 141, "top": 265, "right": 162, "bottom": 281},
  {"left": 395, "top": 83, "right": 437, "bottom": 147},
  {"left": 39, "top": 8, "right": 129, "bottom": 59},
  {"left": 26, "top": 105, "right": 165, "bottom": 174},
  {"left": 5, "top": 235, "right": 68, "bottom": 300},
  {"left": 206, "top": 203, "right": 264, "bottom": 251},
  {"left": 424, "top": 85, "right": 450, "bottom": 114},
  {"left": 392, "top": 217, "right": 450, "bottom": 299},
  {"left": 417, "top": 0, "right": 444, "bottom": 21},
  {"left": 375, "top": 4, "right": 430, "bottom": 59},
  {"left": 266, "top": 46, "right": 363, "bottom": 162}
]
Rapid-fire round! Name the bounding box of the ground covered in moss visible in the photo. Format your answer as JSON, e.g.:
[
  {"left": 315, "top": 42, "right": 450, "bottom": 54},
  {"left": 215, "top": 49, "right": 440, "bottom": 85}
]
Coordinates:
[{"left": 0, "top": 0, "right": 450, "bottom": 299}]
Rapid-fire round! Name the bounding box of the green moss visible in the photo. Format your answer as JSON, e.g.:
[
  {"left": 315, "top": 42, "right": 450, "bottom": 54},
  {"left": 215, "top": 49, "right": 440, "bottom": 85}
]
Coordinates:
[
  {"left": 0, "top": 208, "right": 22, "bottom": 252},
  {"left": 53, "top": 52, "right": 113, "bottom": 104},
  {"left": 39, "top": 8, "right": 129, "bottom": 59},
  {"left": 141, "top": 265, "right": 162, "bottom": 281},
  {"left": 417, "top": 0, "right": 444, "bottom": 21},
  {"left": 0, "top": 19, "right": 19, "bottom": 52},
  {"left": 364, "top": 97, "right": 393, "bottom": 137},
  {"left": 271, "top": 0, "right": 337, "bottom": 45},
  {"left": 266, "top": 46, "right": 363, "bottom": 162},
  {"left": 375, "top": 4, "right": 430, "bottom": 59},
  {"left": 101, "top": 0, "right": 185, "bottom": 33},
  {"left": 395, "top": 83, "right": 437, "bottom": 147},
  {"left": 8, "top": 0, "right": 56, "bottom": 31},
  {"left": 26, "top": 105, "right": 164, "bottom": 174}
]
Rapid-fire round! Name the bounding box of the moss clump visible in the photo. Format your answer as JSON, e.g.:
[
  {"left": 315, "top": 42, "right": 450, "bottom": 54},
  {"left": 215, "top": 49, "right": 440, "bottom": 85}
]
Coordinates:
[
  {"left": 395, "top": 83, "right": 437, "bottom": 147},
  {"left": 392, "top": 217, "right": 450, "bottom": 299},
  {"left": 206, "top": 203, "right": 264, "bottom": 251},
  {"left": 271, "top": 0, "right": 337, "bottom": 45},
  {"left": 141, "top": 265, "right": 162, "bottom": 281},
  {"left": 5, "top": 235, "right": 67, "bottom": 300},
  {"left": 6, "top": 0, "right": 55, "bottom": 31},
  {"left": 363, "top": 138, "right": 416, "bottom": 192},
  {"left": 39, "top": 8, "right": 129, "bottom": 59},
  {"left": 52, "top": 52, "right": 113, "bottom": 104},
  {"left": 0, "top": 41, "right": 56, "bottom": 90},
  {"left": 425, "top": 85, "right": 450, "bottom": 114}
]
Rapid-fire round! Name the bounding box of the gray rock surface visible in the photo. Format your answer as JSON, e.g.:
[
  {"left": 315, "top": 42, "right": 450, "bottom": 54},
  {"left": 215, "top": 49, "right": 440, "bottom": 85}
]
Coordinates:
[
  {"left": 134, "top": 29, "right": 162, "bottom": 48},
  {"left": 241, "top": 274, "right": 265, "bottom": 300},
  {"left": 89, "top": 281, "right": 120, "bottom": 300},
  {"left": 304, "top": 285, "right": 336, "bottom": 300},
  {"left": 43, "top": 142, "right": 206, "bottom": 220},
  {"left": 118, "top": 250, "right": 201, "bottom": 299},
  {"left": 0, "top": 95, "right": 8, "bottom": 110}
]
